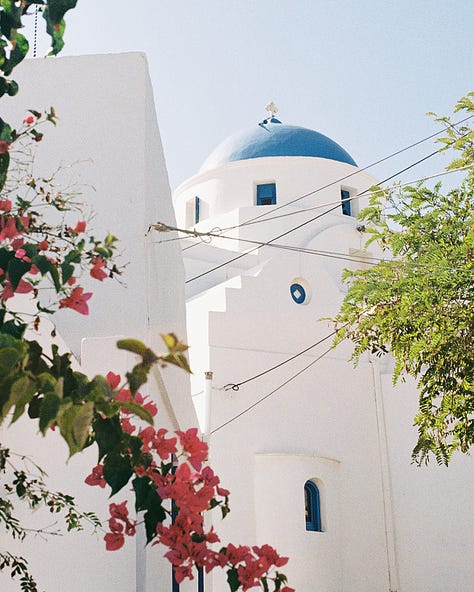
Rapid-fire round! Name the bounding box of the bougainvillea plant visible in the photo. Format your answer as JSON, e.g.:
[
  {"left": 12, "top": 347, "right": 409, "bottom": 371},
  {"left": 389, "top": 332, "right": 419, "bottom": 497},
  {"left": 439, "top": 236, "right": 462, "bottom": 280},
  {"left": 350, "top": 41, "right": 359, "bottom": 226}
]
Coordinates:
[{"left": 0, "top": 3, "right": 295, "bottom": 591}]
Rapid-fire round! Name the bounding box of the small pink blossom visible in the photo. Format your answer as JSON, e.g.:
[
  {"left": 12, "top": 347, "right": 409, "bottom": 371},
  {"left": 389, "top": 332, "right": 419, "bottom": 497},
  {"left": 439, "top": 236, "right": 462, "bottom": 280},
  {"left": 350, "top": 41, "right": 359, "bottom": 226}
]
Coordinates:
[
  {"left": 90, "top": 256, "right": 107, "bottom": 281},
  {"left": 59, "top": 286, "right": 92, "bottom": 315},
  {"left": 0, "top": 199, "right": 12, "bottom": 212},
  {"left": 23, "top": 115, "right": 35, "bottom": 125},
  {"left": 69, "top": 220, "right": 86, "bottom": 234},
  {"left": 84, "top": 464, "right": 106, "bottom": 488},
  {"left": 104, "top": 532, "right": 124, "bottom": 551},
  {"left": 106, "top": 371, "right": 121, "bottom": 390}
]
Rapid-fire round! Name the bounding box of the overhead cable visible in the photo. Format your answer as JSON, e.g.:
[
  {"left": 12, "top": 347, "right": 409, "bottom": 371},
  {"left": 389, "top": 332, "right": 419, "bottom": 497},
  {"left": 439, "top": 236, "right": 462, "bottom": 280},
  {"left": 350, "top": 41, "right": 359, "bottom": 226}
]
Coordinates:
[
  {"left": 211, "top": 347, "right": 333, "bottom": 435},
  {"left": 185, "top": 148, "right": 442, "bottom": 283},
  {"left": 222, "top": 328, "right": 340, "bottom": 392}
]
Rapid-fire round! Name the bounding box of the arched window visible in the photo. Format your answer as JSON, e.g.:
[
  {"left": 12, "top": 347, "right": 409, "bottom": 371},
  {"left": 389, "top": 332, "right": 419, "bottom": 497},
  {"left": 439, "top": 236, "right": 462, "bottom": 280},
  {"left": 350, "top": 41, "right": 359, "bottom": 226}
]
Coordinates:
[{"left": 304, "top": 480, "right": 322, "bottom": 531}]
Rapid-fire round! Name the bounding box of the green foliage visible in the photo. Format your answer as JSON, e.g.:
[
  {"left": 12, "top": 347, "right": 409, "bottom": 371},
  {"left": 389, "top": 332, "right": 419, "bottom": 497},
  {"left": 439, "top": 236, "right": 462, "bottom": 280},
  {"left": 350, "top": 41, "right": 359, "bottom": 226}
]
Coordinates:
[{"left": 334, "top": 94, "right": 474, "bottom": 464}]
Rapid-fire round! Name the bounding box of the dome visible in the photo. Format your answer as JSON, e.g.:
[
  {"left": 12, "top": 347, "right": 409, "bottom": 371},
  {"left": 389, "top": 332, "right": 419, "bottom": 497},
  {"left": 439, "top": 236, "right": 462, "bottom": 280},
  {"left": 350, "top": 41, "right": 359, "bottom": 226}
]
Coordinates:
[{"left": 200, "top": 119, "right": 357, "bottom": 172}]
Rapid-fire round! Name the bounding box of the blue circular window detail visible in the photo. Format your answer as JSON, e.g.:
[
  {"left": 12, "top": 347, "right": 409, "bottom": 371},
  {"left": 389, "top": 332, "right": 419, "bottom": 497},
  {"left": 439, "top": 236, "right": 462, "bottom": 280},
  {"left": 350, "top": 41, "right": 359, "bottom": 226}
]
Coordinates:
[{"left": 290, "top": 283, "right": 306, "bottom": 304}]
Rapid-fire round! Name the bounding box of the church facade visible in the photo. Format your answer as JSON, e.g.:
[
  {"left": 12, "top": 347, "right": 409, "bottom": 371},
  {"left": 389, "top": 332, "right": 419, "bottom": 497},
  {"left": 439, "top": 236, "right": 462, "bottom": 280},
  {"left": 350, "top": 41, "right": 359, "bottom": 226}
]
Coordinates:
[{"left": 174, "top": 110, "right": 474, "bottom": 592}]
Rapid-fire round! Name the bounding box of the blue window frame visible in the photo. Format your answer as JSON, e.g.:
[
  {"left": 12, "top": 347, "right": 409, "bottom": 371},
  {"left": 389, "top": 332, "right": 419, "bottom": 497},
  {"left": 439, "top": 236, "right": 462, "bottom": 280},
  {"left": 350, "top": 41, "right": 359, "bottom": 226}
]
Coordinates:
[
  {"left": 341, "top": 189, "right": 351, "bottom": 216},
  {"left": 194, "top": 196, "right": 200, "bottom": 224},
  {"left": 304, "top": 480, "right": 322, "bottom": 531},
  {"left": 256, "top": 183, "right": 276, "bottom": 206}
]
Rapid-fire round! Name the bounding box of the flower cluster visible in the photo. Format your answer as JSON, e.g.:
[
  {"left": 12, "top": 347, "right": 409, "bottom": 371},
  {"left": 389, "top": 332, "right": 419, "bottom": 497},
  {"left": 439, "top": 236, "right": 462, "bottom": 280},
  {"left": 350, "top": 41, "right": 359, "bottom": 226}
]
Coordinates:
[
  {"left": 0, "top": 114, "right": 120, "bottom": 328},
  {"left": 104, "top": 501, "right": 136, "bottom": 551},
  {"left": 84, "top": 371, "right": 293, "bottom": 592}
]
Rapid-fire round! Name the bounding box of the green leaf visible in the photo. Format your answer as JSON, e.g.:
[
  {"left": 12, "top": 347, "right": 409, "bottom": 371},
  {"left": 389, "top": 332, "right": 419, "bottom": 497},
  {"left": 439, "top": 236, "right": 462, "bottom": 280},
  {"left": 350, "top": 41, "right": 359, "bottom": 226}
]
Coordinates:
[
  {"left": 226, "top": 568, "right": 240, "bottom": 592},
  {"left": 117, "top": 338, "right": 148, "bottom": 356},
  {"left": 3, "top": 33, "right": 28, "bottom": 76},
  {"left": 118, "top": 400, "right": 153, "bottom": 424},
  {"left": 39, "top": 392, "right": 61, "bottom": 433},
  {"left": 103, "top": 452, "right": 133, "bottom": 496},
  {"left": 0, "top": 346, "right": 23, "bottom": 377},
  {"left": 10, "top": 375, "right": 36, "bottom": 424},
  {"left": 93, "top": 415, "right": 123, "bottom": 461},
  {"left": 132, "top": 476, "right": 163, "bottom": 512},
  {"left": 126, "top": 364, "right": 149, "bottom": 395},
  {"left": 58, "top": 402, "right": 94, "bottom": 457},
  {"left": 0, "top": 374, "right": 35, "bottom": 423},
  {"left": 0, "top": 151, "right": 10, "bottom": 191},
  {"left": 0, "top": 76, "right": 7, "bottom": 97},
  {"left": 46, "top": 0, "right": 78, "bottom": 23},
  {"left": 7, "top": 79, "right": 18, "bottom": 96},
  {"left": 144, "top": 503, "right": 167, "bottom": 544},
  {"left": 7, "top": 258, "right": 31, "bottom": 291}
]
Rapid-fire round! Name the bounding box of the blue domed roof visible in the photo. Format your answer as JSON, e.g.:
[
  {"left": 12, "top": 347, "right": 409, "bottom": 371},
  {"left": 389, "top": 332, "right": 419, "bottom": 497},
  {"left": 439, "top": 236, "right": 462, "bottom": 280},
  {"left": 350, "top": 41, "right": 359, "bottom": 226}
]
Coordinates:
[{"left": 200, "top": 119, "right": 357, "bottom": 172}]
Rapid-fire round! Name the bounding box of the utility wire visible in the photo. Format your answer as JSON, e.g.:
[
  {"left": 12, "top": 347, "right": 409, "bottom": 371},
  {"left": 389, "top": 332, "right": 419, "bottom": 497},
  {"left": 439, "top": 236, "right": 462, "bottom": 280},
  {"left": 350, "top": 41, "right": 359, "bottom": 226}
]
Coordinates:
[
  {"left": 211, "top": 346, "right": 333, "bottom": 435},
  {"left": 222, "top": 329, "right": 340, "bottom": 391},
  {"left": 154, "top": 164, "right": 471, "bottom": 248},
  {"left": 153, "top": 224, "right": 474, "bottom": 274},
  {"left": 185, "top": 148, "right": 442, "bottom": 283}
]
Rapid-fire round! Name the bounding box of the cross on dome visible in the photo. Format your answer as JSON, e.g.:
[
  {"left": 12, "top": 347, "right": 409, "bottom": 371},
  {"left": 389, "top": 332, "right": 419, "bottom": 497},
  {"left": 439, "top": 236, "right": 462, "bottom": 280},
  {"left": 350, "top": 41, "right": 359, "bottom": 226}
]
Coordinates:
[{"left": 265, "top": 101, "right": 278, "bottom": 118}]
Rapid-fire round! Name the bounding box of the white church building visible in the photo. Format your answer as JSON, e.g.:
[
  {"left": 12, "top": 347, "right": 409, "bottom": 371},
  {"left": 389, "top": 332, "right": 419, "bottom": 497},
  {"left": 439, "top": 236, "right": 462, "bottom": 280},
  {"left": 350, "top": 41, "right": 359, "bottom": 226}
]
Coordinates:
[
  {"left": 0, "top": 53, "right": 472, "bottom": 592},
  {"left": 173, "top": 108, "right": 474, "bottom": 592}
]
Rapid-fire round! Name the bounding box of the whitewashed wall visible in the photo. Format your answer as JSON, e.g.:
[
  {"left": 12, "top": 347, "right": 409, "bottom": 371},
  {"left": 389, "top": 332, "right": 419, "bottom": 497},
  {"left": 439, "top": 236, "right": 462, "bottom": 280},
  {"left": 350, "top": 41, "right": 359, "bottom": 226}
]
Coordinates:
[
  {"left": 0, "top": 53, "right": 198, "bottom": 592},
  {"left": 178, "top": 145, "right": 474, "bottom": 592}
]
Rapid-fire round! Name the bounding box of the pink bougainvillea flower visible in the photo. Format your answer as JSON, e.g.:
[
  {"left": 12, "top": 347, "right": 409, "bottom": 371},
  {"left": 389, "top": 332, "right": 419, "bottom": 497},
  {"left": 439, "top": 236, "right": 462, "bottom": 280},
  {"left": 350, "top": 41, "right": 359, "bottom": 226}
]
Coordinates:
[
  {"left": 84, "top": 464, "right": 106, "bottom": 488},
  {"left": 135, "top": 391, "right": 158, "bottom": 417},
  {"left": 104, "top": 531, "right": 125, "bottom": 551},
  {"left": 1, "top": 279, "right": 34, "bottom": 301},
  {"left": 120, "top": 417, "right": 136, "bottom": 434},
  {"left": 109, "top": 501, "right": 130, "bottom": 522},
  {"left": 59, "top": 286, "right": 92, "bottom": 315},
  {"left": 152, "top": 428, "right": 177, "bottom": 459},
  {"left": 106, "top": 371, "right": 121, "bottom": 390},
  {"left": 67, "top": 276, "right": 76, "bottom": 285},
  {"left": 14, "top": 248, "right": 31, "bottom": 262},
  {"left": 177, "top": 428, "right": 208, "bottom": 470},
  {"left": 90, "top": 256, "right": 108, "bottom": 281},
  {"left": 0, "top": 199, "right": 12, "bottom": 212},
  {"left": 23, "top": 115, "right": 35, "bottom": 125},
  {"left": 69, "top": 220, "right": 86, "bottom": 234},
  {"left": 0, "top": 216, "right": 21, "bottom": 241},
  {"left": 0, "top": 141, "right": 10, "bottom": 154},
  {"left": 37, "top": 239, "right": 49, "bottom": 251},
  {"left": 11, "top": 238, "right": 24, "bottom": 250},
  {"left": 19, "top": 215, "right": 30, "bottom": 229}
]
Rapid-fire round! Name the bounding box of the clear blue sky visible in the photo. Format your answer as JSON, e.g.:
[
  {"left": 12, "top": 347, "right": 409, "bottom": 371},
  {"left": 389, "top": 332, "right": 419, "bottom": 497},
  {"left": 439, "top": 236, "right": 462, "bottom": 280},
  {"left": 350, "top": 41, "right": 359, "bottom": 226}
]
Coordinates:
[{"left": 28, "top": 1, "right": 474, "bottom": 190}]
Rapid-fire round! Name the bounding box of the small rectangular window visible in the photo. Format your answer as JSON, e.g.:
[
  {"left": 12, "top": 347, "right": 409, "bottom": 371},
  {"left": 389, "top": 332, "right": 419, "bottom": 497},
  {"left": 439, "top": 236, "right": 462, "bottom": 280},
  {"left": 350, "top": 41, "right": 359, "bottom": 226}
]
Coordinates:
[
  {"left": 256, "top": 183, "right": 276, "bottom": 206},
  {"left": 341, "top": 189, "right": 351, "bottom": 216},
  {"left": 194, "top": 196, "right": 200, "bottom": 224}
]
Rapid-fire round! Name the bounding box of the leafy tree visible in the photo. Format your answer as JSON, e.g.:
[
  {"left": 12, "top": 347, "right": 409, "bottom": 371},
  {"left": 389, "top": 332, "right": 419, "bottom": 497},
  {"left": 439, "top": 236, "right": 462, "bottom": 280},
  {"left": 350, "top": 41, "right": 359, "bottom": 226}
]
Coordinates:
[{"left": 333, "top": 93, "right": 474, "bottom": 465}]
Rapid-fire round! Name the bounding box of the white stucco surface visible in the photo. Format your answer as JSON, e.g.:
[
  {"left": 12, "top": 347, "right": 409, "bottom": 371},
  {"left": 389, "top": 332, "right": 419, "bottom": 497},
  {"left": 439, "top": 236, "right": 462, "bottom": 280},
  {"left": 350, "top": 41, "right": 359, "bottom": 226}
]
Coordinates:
[
  {"left": 0, "top": 53, "right": 197, "bottom": 592},
  {"left": 175, "top": 122, "right": 474, "bottom": 592}
]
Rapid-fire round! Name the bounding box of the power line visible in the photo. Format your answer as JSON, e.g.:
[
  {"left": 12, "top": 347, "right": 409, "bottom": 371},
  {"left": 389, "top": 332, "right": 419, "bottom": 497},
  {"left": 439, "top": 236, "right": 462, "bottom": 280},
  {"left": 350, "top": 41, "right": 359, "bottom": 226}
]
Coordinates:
[
  {"left": 185, "top": 148, "right": 442, "bottom": 283},
  {"left": 154, "top": 164, "right": 471, "bottom": 248},
  {"left": 222, "top": 329, "right": 340, "bottom": 391},
  {"left": 211, "top": 346, "right": 333, "bottom": 435}
]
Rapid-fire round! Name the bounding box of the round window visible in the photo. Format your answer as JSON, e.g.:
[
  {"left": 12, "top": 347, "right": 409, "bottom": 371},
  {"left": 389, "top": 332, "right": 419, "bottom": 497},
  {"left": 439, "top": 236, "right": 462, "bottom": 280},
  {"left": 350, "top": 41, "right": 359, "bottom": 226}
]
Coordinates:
[{"left": 289, "top": 278, "right": 311, "bottom": 305}]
